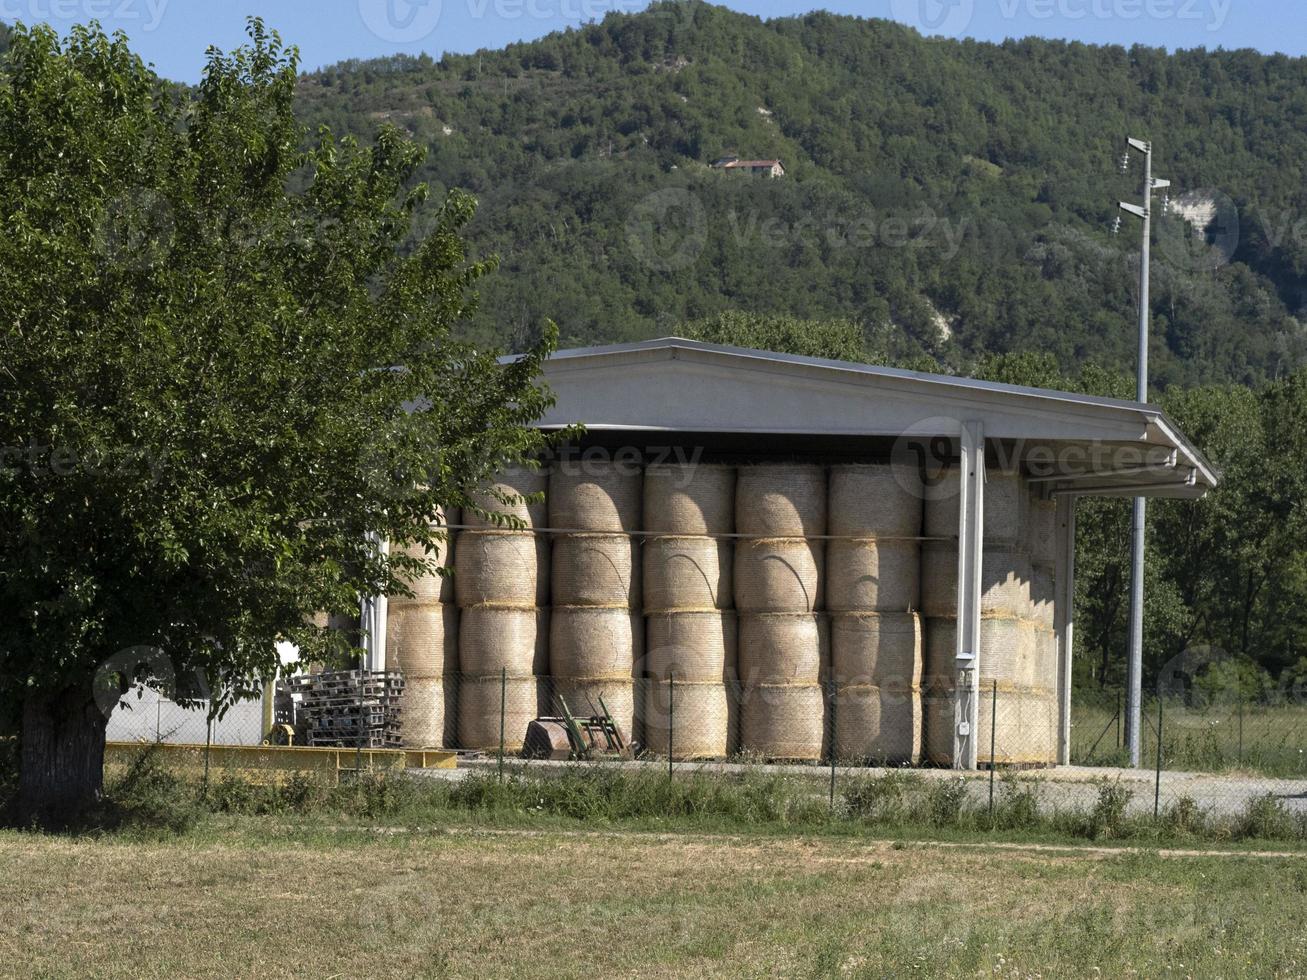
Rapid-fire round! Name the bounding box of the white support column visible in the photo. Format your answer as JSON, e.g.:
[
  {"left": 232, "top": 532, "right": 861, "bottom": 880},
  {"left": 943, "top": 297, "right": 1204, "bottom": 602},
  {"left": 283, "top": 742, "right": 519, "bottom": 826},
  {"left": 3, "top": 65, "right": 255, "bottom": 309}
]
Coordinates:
[
  {"left": 1054, "top": 495, "right": 1078, "bottom": 766},
  {"left": 953, "top": 421, "right": 985, "bottom": 770}
]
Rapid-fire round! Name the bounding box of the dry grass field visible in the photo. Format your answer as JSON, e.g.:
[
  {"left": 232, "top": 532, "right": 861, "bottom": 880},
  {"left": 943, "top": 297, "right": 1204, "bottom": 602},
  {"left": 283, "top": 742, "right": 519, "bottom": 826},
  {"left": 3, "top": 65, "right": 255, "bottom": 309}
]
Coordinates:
[{"left": 1, "top": 823, "right": 1304, "bottom": 979}]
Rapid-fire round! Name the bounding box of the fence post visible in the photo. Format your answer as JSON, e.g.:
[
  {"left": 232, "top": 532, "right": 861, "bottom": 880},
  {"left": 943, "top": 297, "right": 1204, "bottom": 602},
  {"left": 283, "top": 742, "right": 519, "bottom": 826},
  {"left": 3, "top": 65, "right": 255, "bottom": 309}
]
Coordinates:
[
  {"left": 203, "top": 713, "right": 213, "bottom": 799},
  {"left": 988, "top": 680, "right": 998, "bottom": 820},
  {"left": 668, "top": 672, "right": 675, "bottom": 780},
  {"left": 1237, "top": 694, "right": 1244, "bottom": 765},
  {"left": 827, "top": 677, "right": 836, "bottom": 811},
  {"left": 498, "top": 666, "right": 506, "bottom": 785},
  {"left": 1153, "top": 695, "right": 1164, "bottom": 819},
  {"left": 1116, "top": 688, "right": 1121, "bottom": 749}
]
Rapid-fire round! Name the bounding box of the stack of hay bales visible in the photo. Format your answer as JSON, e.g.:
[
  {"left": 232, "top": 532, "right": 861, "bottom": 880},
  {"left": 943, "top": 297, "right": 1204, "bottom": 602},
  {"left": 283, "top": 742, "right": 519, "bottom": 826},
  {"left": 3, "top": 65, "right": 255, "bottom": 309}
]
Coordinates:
[
  {"left": 455, "top": 467, "right": 550, "bottom": 751},
  {"left": 826, "top": 465, "right": 924, "bottom": 764},
  {"left": 735, "top": 465, "right": 828, "bottom": 760},
  {"left": 1025, "top": 493, "right": 1060, "bottom": 759},
  {"left": 388, "top": 510, "right": 459, "bottom": 748},
  {"left": 643, "top": 463, "right": 737, "bottom": 759},
  {"left": 922, "top": 466, "right": 1051, "bottom": 765},
  {"left": 549, "top": 460, "right": 643, "bottom": 742}
]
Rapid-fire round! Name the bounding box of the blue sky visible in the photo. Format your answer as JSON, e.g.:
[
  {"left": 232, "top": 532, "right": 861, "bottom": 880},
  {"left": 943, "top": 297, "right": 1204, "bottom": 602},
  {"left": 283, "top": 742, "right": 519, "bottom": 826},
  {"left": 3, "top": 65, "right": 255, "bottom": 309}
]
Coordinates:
[{"left": 2, "top": 0, "right": 1298, "bottom": 82}]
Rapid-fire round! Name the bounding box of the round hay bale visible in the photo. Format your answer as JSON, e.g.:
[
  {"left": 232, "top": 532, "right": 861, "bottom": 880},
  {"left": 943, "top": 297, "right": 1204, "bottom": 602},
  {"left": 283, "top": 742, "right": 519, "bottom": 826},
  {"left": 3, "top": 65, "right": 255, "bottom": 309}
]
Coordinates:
[
  {"left": 1032, "top": 626, "right": 1059, "bottom": 690},
  {"left": 390, "top": 526, "right": 457, "bottom": 603},
  {"left": 1028, "top": 497, "right": 1057, "bottom": 566},
  {"left": 643, "top": 536, "right": 733, "bottom": 612},
  {"left": 549, "top": 606, "right": 641, "bottom": 679},
  {"left": 464, "top": 464, "right": 548, "bottom": 529},
  {"left": 979, "top": 685, "right": 1057, "bottom": 765},
  {"left": 454, "top": 530, "right": 549, "bottom": 608},
  {"left": 828, "top": 464, "right": 923, "bottom": 538},
  {"left": 645, "top": 611, "right": 737, "bottom": 683},
  {"left": 924, "top": 466, "right": 1026, "bottom": 545},
  {"left": 976, "top": 616, "right": 1040, "bottom": 688},
  {"left": 922, "top": 693, "right": 955, "bottom": 765},
  {"left": 829, "top": 612, "right": 922, "bottom": 688},
  {"left": 1030, "top": 564, "right": 1055, "bottom": 628},
  {"left": 642, "top": 680, "right": 732, "bottom": 759},
  {"left": 387, "top": 602, "right": 459, "bottom": 679},
  {"left": 825, "top": 539, "right": 921, "bottom": 612},
  {"left": 920, "top": 542, "right": 1032, "bottom": 618},
  {"left": 458, "top": 606, "right": 548, "bottom": 678},
  {"left": 644, "top": 463, "right": 735, "bottom": 535},
  {"left": 735, "top": 465, "right": 827, "bottom": 537},
  {"left": 547, "top": 678, "right": 638, "bottom": 745},
  {"left": 549, "top": 459, "right": 642, "bottom": 532},
  {"left": 401, "top": 676, "right": 455, "bottom": 749},
  {"left": 832, "top": 684, "right": 922, "bottom": 765},
  {"left": 734, "top": 538, "right": 824, "bottom": 613},
  {"left": 456, "top": 675, "right": 540, "bottom": 751},
  {"left": 921, "top": 615, "right": 1040, "bottom": 689},
  {"left": 551, "top": 533, "right": 640, "bottom": 607},
  {"left": 738, "top": 613, "right": 827, "bottom": 687},
  {"left": 738, "top": 684, "right": 826, "bottom": 761}
]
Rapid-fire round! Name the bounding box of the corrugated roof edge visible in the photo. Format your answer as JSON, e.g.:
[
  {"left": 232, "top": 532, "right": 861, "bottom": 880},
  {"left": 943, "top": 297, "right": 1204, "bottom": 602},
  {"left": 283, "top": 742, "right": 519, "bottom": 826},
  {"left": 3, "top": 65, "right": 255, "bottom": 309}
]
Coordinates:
[{"left": 500, "top": 337, "right": 1219, "bottom": 487}]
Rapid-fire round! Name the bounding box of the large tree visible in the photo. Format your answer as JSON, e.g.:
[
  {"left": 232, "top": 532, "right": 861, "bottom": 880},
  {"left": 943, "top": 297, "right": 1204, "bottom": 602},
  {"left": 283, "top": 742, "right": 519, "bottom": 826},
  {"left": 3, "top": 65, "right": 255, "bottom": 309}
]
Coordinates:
[{"left": 0, "top": 21, "right": 556, "bottom": 826}]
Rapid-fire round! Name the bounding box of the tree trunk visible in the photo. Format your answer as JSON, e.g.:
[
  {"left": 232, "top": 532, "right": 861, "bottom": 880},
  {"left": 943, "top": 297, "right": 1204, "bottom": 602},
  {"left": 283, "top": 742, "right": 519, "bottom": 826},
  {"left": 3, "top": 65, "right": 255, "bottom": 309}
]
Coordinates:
[{"left": 15, "top": 687, "right": 108, "bottom": 829}]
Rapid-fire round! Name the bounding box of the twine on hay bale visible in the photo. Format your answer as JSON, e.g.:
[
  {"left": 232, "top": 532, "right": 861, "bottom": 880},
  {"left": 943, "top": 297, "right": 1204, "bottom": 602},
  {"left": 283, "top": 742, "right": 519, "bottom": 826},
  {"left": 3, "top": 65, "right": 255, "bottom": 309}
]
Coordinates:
[
  {"left": 549, "top": 459, "right": 643, "bottom": 533},
  {"left": 824, "top": 538, "right": 921, "bottom": 613},
  {"left": 737, "top": 612, "right": 828, "bottom": 687},
  {"left": 832, "top": 684, "right": 922, "bottom": 765},
  {"left": 920, "top": 542, "right": 1032, "bottom": 618},
  {"left": 456, "top": 674, "right": 541, "bottom": 751},
  {"left": 738, "top": 683, "right": 826, "bottom": 761},
  {"left": 643, "top": 536, "right": 733, "bottom": 612},
  {"left": 458, "top": 605, "right": 548, "bottom": 678},
  {"left": 551, "top": 533, "right": 640, "bottom": 607},
  {"left": 549, "top": 606, "right": 642, "bottom": 679},
  {"left": 387, "top": 601, "right": 459, "bottom": 679},
  {"left": 464, "top": 464, "right": 548, "bottom": 529},
  {"left": 828, "top": 464, "right": 923, "bottom": 539},
  {"left": 924, "top": 466, "right": 1027, "bottom": 545},
  {"left": 454, "top": 530, "right": 550, "bottom": 608},
  {"left": 645, "top": 610, "right": 737, "bottom": 683},
  {"left": 734, "top": 538, "right": 824, "bottom": 613},
  {"left": 829, "top": 612, "right": 922, "bottom": 688},
  {"left": 401, "top": 676, "right": 456, "bottom": 749},
  {"left": 641, "top": 680, "right": 733, "bottom": 759}
]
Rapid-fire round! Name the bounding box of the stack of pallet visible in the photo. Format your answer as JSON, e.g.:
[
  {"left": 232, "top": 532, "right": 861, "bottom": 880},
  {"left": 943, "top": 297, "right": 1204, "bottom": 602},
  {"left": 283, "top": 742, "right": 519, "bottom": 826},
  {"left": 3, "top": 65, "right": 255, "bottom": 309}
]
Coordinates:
[{"left": 290, "top": 670, "right": 406, "bottom": 748}]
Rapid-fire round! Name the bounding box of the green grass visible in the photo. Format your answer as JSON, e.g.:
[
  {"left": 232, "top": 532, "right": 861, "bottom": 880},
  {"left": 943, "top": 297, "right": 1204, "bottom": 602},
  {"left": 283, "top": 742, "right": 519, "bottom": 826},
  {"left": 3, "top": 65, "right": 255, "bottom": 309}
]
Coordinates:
[
  {"left": 88, "top": 749, "right": 1307, "bottom": 850},
  {"left": 1, "top": 822, "right": 1304, "bottom": 978},
  {"left": 1072, "top": 696, "right": 1307, "bottom": 776}
]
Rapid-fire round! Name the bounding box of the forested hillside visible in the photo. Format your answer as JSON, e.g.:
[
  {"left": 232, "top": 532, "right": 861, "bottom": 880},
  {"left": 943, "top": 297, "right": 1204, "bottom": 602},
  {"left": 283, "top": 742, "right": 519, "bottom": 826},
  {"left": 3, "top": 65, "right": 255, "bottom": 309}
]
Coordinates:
[{"left": 294, "top": 1, "right": 1307, "bottom": 386}]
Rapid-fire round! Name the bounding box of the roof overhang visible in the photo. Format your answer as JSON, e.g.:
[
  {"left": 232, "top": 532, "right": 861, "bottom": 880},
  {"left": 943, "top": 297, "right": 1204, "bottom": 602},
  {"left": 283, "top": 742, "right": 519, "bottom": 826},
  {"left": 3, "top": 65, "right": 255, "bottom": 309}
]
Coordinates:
[{"left": 509, "top": 338, "right": 1218, "bottom": 500}]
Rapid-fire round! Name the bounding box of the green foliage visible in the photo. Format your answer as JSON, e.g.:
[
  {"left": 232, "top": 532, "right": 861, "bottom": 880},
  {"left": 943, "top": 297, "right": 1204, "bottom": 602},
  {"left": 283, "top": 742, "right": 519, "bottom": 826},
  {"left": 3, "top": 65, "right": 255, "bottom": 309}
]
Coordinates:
[
  {"left": 0, "top": 20, "right": 557, "bottom": 746},
  {"left": 1088, "top": 780, "right": 1133, "bottom": 839},
  {"left": 681, "top": 310, "right": 882, "bottom": 362},
  {"left": 292, "top": 2, "right": 1307, "bottom": 385}
]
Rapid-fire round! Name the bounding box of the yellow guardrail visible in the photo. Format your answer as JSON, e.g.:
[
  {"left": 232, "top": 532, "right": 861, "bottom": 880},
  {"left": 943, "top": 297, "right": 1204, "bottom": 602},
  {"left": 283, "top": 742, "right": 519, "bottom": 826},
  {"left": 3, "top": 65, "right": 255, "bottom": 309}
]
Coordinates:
[{"left": 105, "top": 741, "right": 456, "bottom": 785}]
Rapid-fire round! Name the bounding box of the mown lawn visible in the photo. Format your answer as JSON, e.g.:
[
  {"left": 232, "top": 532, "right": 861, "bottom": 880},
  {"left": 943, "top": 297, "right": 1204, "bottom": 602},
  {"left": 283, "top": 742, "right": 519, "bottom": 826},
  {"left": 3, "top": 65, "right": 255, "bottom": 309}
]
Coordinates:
[{"left": 1, "top": 823, "right": 1304, "bottom": 978}]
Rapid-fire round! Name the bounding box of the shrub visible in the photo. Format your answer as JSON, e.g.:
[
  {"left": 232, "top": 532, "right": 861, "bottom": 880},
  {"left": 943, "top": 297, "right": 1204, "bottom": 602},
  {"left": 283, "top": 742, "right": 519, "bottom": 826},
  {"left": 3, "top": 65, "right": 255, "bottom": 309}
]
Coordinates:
[
  {"left": 1088, "top": 780, "right": 1132, "bottom": 839},
  {"left": 841, "top": 771, "right": 920, "bottom": 823},
  {"left": 104, "top": 749, "right": 202, "bottom": 834},
  {"left": 992, "top": 775, "right": 1041, "bottom": 830},
  {"left": 1234, "top": 794, "right": 1302, "bottom": 840}
]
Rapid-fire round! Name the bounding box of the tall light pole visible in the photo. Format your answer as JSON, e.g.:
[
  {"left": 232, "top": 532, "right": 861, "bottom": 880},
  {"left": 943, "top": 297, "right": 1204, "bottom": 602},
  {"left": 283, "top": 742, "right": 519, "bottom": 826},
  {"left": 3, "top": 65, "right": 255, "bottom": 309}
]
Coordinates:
[{"left": 1115, "top": 137, "right": 1169, "bottom": 767}]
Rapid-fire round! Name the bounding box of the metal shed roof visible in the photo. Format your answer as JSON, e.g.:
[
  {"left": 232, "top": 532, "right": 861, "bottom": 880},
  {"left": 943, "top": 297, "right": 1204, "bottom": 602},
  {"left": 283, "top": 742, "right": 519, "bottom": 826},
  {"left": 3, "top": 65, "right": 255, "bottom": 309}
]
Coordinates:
[{"left": 516, "top": 337, "right": 1218, "bottom": 499}]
